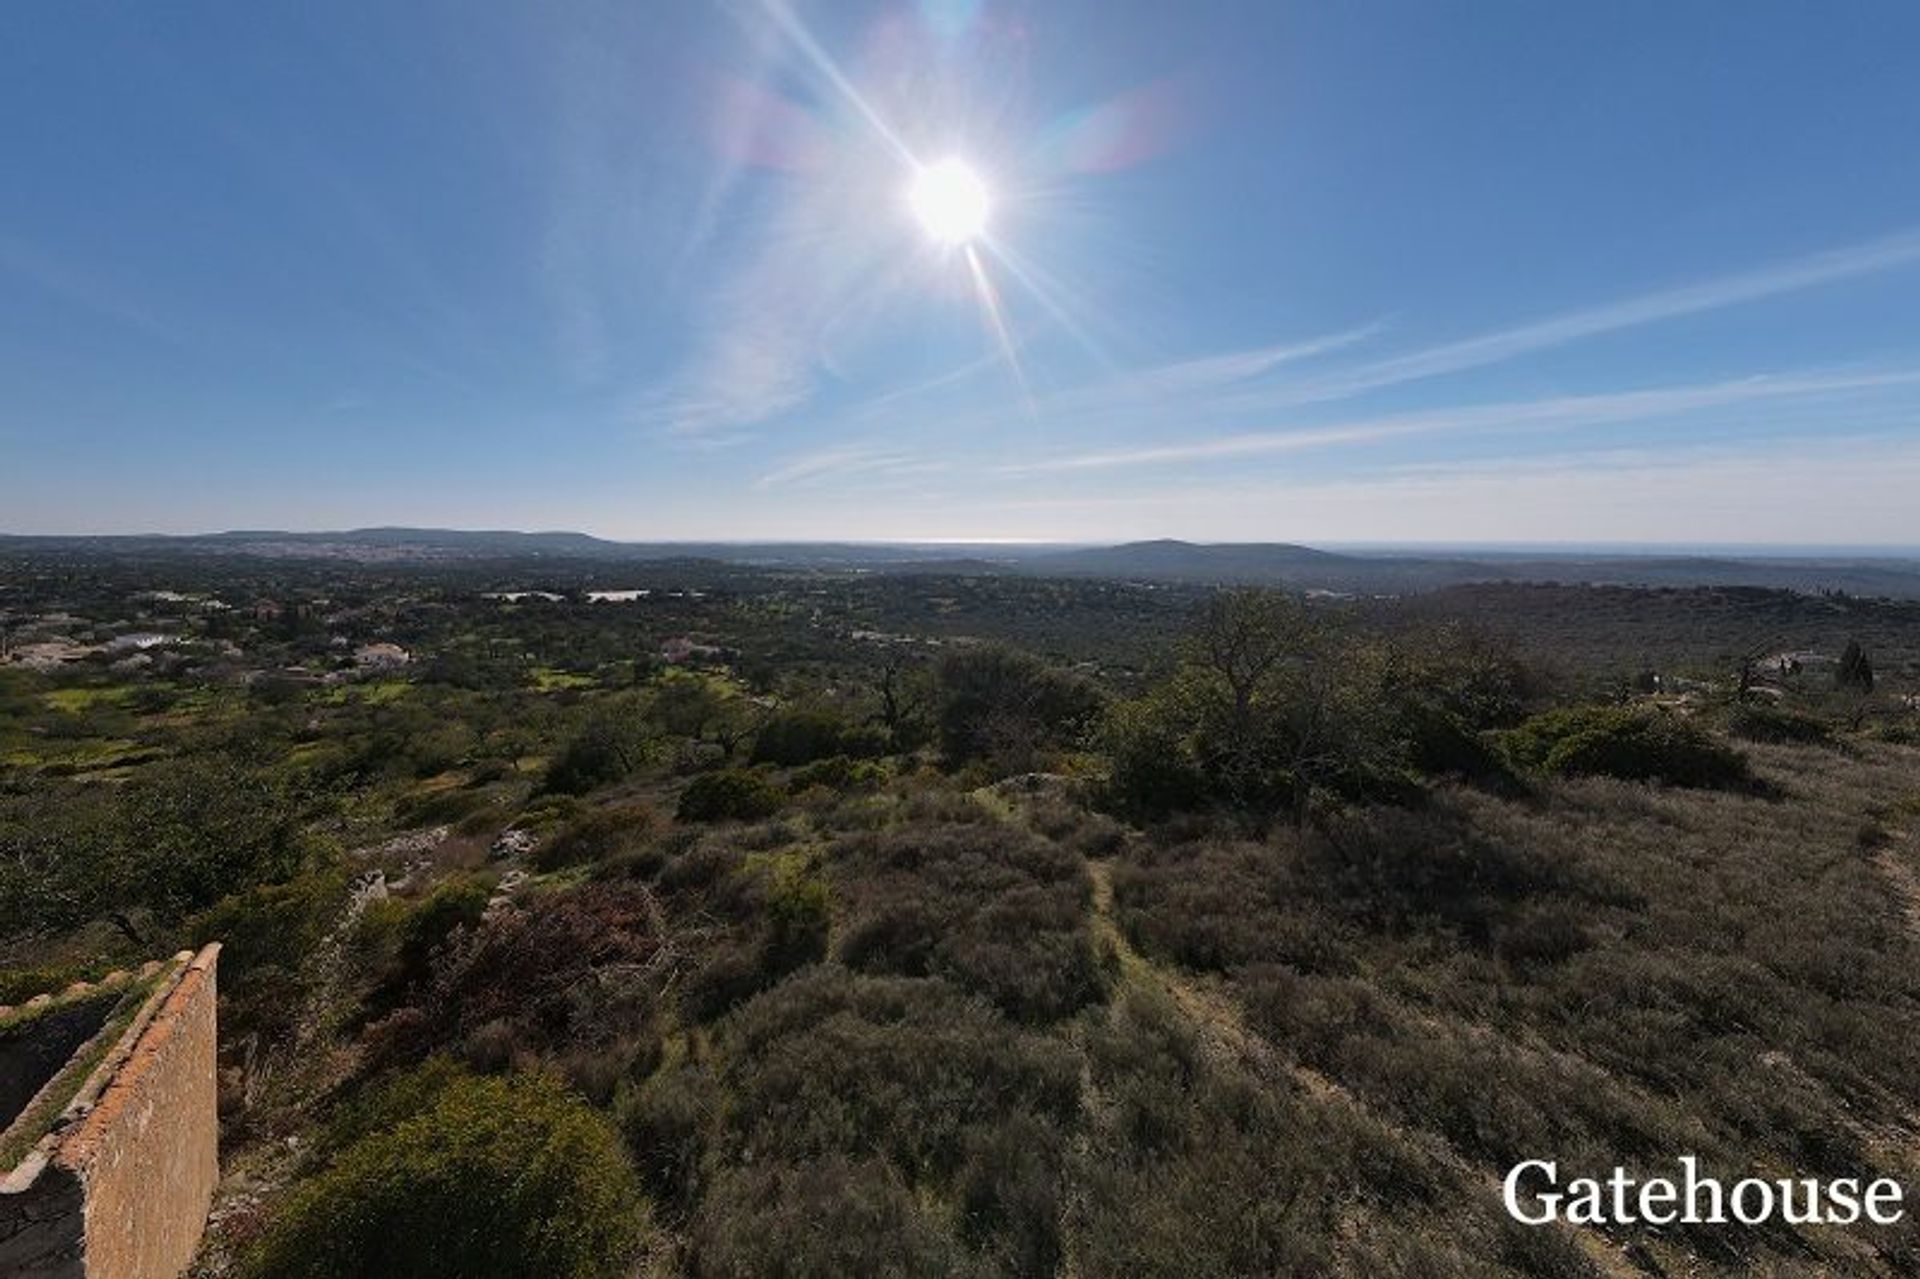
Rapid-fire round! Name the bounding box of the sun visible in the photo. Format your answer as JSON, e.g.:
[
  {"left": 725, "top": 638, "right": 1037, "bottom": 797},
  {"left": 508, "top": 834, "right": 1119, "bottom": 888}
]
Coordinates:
[{"left": 908, "top": 158, "right": 992, "bottom": 245}]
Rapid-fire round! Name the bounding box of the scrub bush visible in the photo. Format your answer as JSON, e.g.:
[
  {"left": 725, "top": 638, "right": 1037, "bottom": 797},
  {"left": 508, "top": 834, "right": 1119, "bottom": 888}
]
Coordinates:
[
  {"left": 1502, "top": 705, "right": 1750, "bottom": 789},
  {"left": 246, "top": 1065, "right": 645, "bottom": 1279},
  {"left": 677, "top": 769, "right": 787, "bottom": 822}
]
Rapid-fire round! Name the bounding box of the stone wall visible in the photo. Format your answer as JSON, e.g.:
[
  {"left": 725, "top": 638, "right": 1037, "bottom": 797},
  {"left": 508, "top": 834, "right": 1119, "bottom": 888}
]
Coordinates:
[{"left": 0, "top": 944, "right": 221, "bottom": 1279}]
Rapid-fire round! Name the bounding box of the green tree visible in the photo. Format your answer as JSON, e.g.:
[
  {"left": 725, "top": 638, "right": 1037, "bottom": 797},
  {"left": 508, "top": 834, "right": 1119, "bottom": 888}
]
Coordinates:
[
  {"left": 933, "top": 646, "right": 1102, "bottom": 773},
  {"left": 648, "top": 673, "right": 758, "bottom": 758},
  {"left": 752, "top": 706, "right": 857, "bottom": 766},
  {"left": 0, "top": 759, "right": 314, "bottom": 945},
  {"left": 1835, "top": 639, "right": 1875, "bottom": 694},
  {"left": 544, "top": 713, "right": 653, "bottom": 795},
  {"left": 1103, "top": 590, "right": 1414, "bottom": 830}
]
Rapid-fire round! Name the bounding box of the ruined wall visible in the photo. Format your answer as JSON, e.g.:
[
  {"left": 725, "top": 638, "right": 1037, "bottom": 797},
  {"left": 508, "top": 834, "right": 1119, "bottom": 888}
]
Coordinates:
[
  {"left": 68, "top": 946, "right": 220, "bottom": 1279},
  {"left": 0, "top": 944, "right": 220, "bottom": 1279}
]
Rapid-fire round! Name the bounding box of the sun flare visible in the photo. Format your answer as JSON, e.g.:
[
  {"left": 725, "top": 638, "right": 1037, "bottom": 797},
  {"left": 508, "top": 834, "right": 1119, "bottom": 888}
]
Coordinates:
[{"left": 908, "top": 158, "right": 991, "bottom": 245}]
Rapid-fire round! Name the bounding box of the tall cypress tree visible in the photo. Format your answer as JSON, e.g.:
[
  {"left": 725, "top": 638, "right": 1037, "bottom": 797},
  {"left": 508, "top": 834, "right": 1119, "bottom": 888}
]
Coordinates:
[{"left": 1836, "top": 639, "right": 1875, "bottom": 693}]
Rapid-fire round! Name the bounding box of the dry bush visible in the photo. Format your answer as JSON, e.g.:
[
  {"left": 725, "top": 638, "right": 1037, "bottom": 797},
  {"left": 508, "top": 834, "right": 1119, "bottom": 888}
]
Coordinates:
[
  {"left": 1109, "top": 838, "right": 1357, "bottom": 975},
  {"left": 366, "top": 882, "right": 667, "bottom": 1066},
  {"left": 624, "top": 968, "right": 1080, "bottom": 1271},
  {"left": 1069, "top": 988, "right": 1590, "bottom": 1279},
  {"left": 532, "top": 802, "right": 657, "bottom": 871},
  {"left": 691, "top": 1157, "right": 979, "bottom": 1278},
  {"left": 1726, "top": 701, "right": 1836, "bottom": 746},
  {"left": 831, "top": 821, "right": 1107, "bottom": 1021}
]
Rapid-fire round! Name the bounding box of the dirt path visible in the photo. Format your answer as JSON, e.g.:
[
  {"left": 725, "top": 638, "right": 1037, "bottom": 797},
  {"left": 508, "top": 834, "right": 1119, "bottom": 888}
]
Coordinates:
[
  {"left": 1082, "top": 854, "right": 1648, "bottom": 1279},
  {"left": 1871, "top": 839, "right": 1920, "bottom": 941},
  {"left": 1086, "top": 858, "right": 1290, "bottom": 1082}
]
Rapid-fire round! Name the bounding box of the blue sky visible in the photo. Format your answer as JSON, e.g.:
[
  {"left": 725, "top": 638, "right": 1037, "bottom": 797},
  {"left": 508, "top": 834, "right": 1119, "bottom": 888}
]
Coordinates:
[{"left": 4, "top": 0, "right": 1919, "bottom": 543}]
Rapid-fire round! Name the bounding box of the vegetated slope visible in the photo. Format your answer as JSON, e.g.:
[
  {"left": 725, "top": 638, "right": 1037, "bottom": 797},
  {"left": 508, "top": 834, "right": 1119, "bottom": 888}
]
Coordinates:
[
  {"left": 1107, "top": 748, "right": 1920, "bottom": 1276},
  {"left": 1392, "top": 581, "right": 1920, "bottom": 673},
  {"left": 6, "top": 556, "right": 1920, "bottom": 1276},
  {"left": 179, "top": 750, "right": 1920, "bottom": 1277}
]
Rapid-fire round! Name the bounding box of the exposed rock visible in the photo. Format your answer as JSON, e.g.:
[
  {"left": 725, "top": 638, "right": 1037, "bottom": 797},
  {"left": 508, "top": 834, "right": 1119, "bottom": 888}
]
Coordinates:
[{"left": 489, "top": 828, "right": 537, "bottom": 861}]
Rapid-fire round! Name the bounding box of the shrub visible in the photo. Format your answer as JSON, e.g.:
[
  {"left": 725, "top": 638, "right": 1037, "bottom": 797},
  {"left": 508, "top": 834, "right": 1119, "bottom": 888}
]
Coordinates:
[
  {"left": 677, "top": 769, "right": 786, "bottom": 822},
  {"left": 246, "top": 1065, "right": 644, "bottom": 1279},
  {"left": 691, "top": 1158, "right": 979, "bottom": 1279},
  {"left": 1071, "top": 986, "right": 1456, "bottom": 1279},
  {"left": 367, "top": 882, "right": 663, "bottom": 1063},
  {"left": 1110, "top": 838, "right": 1355, "bottom": 976},
  {"left": 1393, "top": 697, "right": 1524, "bottom": 792},
  {"left": 1501, "top": 705, "right": 1750, "bottom": 789},
  {"left": 1099, "top": 699, "right": 1207, "bottom": 821},
  {"left": 762, "top": 862, "right": 831, "bottom": 971},
  {"left": 1309, "top": 802, "right": 1596, "bottom": 941},
  {"left": 183, "top": 867, "right": 347, "bottom": 990},
  {"left": 838, "top": 723, "right": 893, "bottom": 759},
  {"left": 619, "top": 1063, "right": 717, "bottom": 1211},
  {"left": 126, "top": 757, "right": 316, "bottom": 927},
  {"left": 1240, "top": 965, "right": 1692, "bottom": 1175},
  {"left": 1727, "top": 702, "right": 1834, "bottom": 746},
  {"left": 833, "top": 823, "right": 1107, "bottom": 1021},
  {"left": 680, "top": 856, "right": 833, "bottom": 1022},
  {"left": 533, "top": 803, "right": 657, "bottom": 871},
  {"left": 180, "top": 867, "right": 349, "bottom": 1045},
  {"left": 701, "top": 968, "right": 1081, "bottom": 1175},
  {"left": 1873, "top": 720, "right": 1920, "bottom": 746},
  {"left": 393, "top": 784, "right": 492, "bottom": 827},
  {"left": 955, "top": 1112, "right": 1066, "bottom": 1275},
  {"left": 629, "top": 971, "right": 1081, "bottom": 1264},
  {"left": 751, "top": 707, "right": 882, "bottom": 766},
  {"left": 789, "top": 754, "right": 890, "bottom": 794},
  {"left": 367, "top": 875, "right": 494, "bottom": 1005}
]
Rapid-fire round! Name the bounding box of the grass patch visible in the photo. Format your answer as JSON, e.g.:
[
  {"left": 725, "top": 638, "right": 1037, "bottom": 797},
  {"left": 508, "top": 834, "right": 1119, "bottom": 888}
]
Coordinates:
[
  {"left": 315, "top": 680, "right": 413, "bottom": 707},
  {"left": 531, "top": 667, "right": 597, "bottom": 692},
  {"left": 42, "top": 687, "right": 131, "bottom": 714}
]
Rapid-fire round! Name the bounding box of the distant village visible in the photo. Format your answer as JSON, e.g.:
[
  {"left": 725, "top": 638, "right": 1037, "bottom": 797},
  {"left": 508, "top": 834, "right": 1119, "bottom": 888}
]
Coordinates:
[{"left": 0, "top": 584, "right": 736, "bottom": 686}]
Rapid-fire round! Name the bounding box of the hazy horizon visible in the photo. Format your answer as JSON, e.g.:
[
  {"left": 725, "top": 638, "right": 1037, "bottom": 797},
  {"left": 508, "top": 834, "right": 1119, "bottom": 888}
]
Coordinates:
[
  {"left": 7, "top": 524, "right": 1920, "bottom": 562},
  {"left": 5, "top": 3, "right": 1918, "bottom": 542}
]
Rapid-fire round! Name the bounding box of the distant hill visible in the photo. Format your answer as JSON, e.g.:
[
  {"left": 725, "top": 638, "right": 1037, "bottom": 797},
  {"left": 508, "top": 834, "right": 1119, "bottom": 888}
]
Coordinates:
[
  {"left": 1023, "top": 540, "right": 1487, "bottom": 592},
  {"left": 1022, "top": 539, "right": 1920, "bottom": 598},
  {"left": 6, "top": 529, "right": 1920, "bottom": 597}
]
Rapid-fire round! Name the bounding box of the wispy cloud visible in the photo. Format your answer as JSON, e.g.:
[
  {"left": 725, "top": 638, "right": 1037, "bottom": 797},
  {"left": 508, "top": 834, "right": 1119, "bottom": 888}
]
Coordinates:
[
  {"left": 1275, "top": 228, "right": 1920, "bottom": 404},
  {"left": 754, "top": 443, "right": 949, "bottom": 489},
  {"left": 1008, "top": 368, "right": 1920, "bottom": 472},
  {"left": 628, "top": 130, "right": 921, "bottom": 440},
  {"left": 780, "top": 227, "right": 1920, "bottom": 482},
  {"left": 0, "top": 234, "right": 178, "bottom": 341},
  {"left": 628, "top": 2, "right": 941, "bottom": 442},
  {"left": 1124, "top": 322, "right": 1385, "bottom": 394},
  {"left": 632, "top": 431, "right": 1920, "bottom": 545}
]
